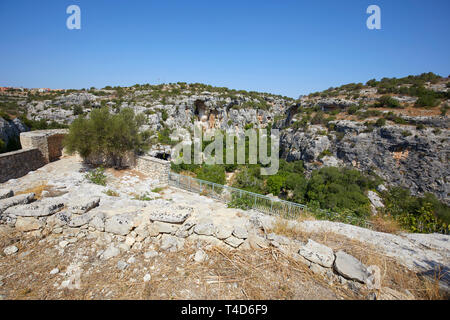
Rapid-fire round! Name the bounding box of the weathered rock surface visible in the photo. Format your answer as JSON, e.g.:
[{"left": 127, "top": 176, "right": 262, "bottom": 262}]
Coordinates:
[
  {"left": 15, "top": 217, "right": 44, "bottom": 232},
  {"left": 0, "top": 193, "right": 35, "bottom": 214},
  {"left": 224, "top": 236, "right": 244, "bottom": 248},
  {"left": 148, "top": 211, "right": 190, "bottom": 224},
  {"left": 299, "top": 239, "right": 335, "bottom": 268},
  {"left": 104, "top": 213, "right": 137, "bottom": 236},
  {"left": 194, "top": 223, "right": 215, "bottom": 236},
  {"left": 0, "top": 189, "right": 13, "bottom": 200},
  {"left": 333, "top": 250, "right": 370, "bottom": 283},
  {"left": 67, "top": 197, "right": 100, "bottom": 214},
  {"left": 4, "top": 198, "right": 65, "bottom": 217}
]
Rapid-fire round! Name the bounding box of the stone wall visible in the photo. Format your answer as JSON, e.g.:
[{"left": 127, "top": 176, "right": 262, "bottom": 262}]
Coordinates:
[
  {"left": 0, "top": 148, "right": 46, "bottom": 183},
  {"left": 0, "top": 129, "right": 68, "bottom": 183},
  {"left": 20, "top": 129, "right": 68, "bottom": 163},
  {"left": 135, "top": 156, "right": 170, "bottom": 187}
]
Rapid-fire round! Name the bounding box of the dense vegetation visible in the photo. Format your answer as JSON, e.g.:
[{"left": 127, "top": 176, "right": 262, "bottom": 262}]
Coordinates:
[{"left": 381, "top": 187, "right": 449, "bottom": 233}]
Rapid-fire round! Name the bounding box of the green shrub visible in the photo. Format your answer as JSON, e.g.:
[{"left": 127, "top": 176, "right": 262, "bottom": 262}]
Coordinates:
[
  {"left": 73, "top": 105, "right": 83, "bottom": 115},
  {"left": 374, "top": 96, "right": 401, "bottom": 108},
  {"left": 415, "top": 95, "right": 439, "bottom": 108},
  {"left": 265, "top": 175, "right": 286, "bottom": 195},
  {"left": 85, "top": 166, "right": 107, "bottom": 186},
  {"left": 382, "top": 187, "right": 449, "bottom": 233},
  {"left": 195, "top": 165, "right": 226, "bottom": 185},
  {"left": 416, "top": 123, "right": 425, "bottom": 130},
  {"left": 104, "top": 189, "right": 119, "bottom": 197},
  {"left": 304, "top": 167, "right": 377, "bottom": 217},
  {"left": 375, "top": 118, "right": 386, "bottom": 127},
  {"left": 401, "top": 130, "right": 412, "bottom": 137},
  {"left": 64, "top": 107, "right": 148, "bottom": 167},
  {"left": 227, "top": 195, "right": 254, "bottom": 210}
]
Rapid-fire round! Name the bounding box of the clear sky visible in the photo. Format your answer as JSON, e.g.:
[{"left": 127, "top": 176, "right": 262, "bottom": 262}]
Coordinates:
[{"left": 0, "top": 0, "right": 449, "bottom": 98}]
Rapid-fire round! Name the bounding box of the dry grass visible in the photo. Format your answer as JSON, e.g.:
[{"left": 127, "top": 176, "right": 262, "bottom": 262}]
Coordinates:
[
  {"left": 267, "top": 217, "right": 309, "bottom": 242},
  {"left": 0, "top": 232, "right": 359, "bottom": 300},
  {"left": 369, "top": 214, "right": 404, "bottom": 234},
  {"left": 15, "top": 182, "right": 68, "bottom": 200},
  {"left": 15, "top": 182, "right": 48, "bottom": 200}
]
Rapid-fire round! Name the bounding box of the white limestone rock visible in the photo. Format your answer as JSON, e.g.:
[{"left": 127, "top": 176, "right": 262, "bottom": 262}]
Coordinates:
[
  {"left": 298, "top": 239, "right": 335, "bottom": 268},
  {"left": 0, "top": 189, "right": 13, "bottom": 200},
  {"left": 0, "top": 193, "right": 35, "bottom": 214},
  {"left": 333, "top": 250, "right": 370, "bottom": 283}
]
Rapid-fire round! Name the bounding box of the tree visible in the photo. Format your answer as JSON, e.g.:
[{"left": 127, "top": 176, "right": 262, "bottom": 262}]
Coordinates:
[
  {"left": 73, "top": 105, "right": 83, "bottom": 115},
  {"left": 63, "top": 107, "right": 149, "bottom": 168}
]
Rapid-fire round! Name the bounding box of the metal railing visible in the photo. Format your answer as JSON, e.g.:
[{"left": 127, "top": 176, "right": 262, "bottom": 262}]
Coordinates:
[{"left": 168, "top": 172, "right": 373, "bottom": 229}]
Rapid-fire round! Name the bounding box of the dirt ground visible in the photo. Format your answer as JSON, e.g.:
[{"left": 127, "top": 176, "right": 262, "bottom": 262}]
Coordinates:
[{"left": 0, "top": 229, "right": 359, "bottom": 300}]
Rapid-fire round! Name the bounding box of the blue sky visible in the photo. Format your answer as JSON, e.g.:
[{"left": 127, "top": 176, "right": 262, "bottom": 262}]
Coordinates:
[{"left": 0, "top": 0, "right": 449, "bottom": 98}]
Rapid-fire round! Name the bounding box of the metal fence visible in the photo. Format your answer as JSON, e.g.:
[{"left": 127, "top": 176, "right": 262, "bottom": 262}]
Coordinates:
[{"left": 168, "top": 172, "right": 373, "bottom": 229}]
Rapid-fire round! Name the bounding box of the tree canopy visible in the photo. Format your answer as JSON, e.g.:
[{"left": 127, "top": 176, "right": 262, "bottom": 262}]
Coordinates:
[{"left": 63, "top": 107, "right": 149, "bottom": 168}]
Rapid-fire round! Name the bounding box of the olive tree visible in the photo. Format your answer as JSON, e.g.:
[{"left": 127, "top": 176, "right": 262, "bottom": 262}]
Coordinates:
[{"left": 64, "top": 107, "right": 150, "bottom": 168}]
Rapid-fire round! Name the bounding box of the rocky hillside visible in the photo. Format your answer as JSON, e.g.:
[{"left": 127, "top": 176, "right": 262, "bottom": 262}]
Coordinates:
[{"left": 0, "top": 73, "right": 448, "bottom": 205}]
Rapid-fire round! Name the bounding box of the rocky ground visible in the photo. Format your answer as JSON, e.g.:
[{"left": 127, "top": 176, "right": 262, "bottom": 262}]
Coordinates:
[{"left": 0, "top": 156, "right": 448, "bottom": 300}]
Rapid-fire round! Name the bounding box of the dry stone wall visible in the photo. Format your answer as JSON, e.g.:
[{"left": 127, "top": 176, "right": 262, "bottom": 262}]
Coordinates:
[
  {"left": 135, "top": 156, "right": 170, "bottom": 187},
  {"left": 0, "top": 129, "right": 67, "bottom": 183},
  {"left": 0, "top": 148, "right": 46, "bottom": 183}
]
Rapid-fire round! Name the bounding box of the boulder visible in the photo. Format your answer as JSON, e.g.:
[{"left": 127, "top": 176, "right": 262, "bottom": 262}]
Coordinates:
[
  {"left": 214, "top": 225, "right": 233, "bottom": 240},
  {"left": 367, "top": 191, "right": 384, "bottom": 209},
  {"left": 144, "top": 250, "right": 158, "bottom": 259},
  {"left": 224, "top": 236, "right": 244, "bottom": 248},
  {"left": 160, "top": 234, "right": 183, "bottom": 252},
  {"left": 68, "top": 212, "right": 94, "bottom": 228},
  {"left": 194, "top": 249, "right": 207, "bottom": 262},
  {"left": 104, "top": 213, "right": 135, "bottom": 236},
  {"left": 153, "top": 221, "right": 178, "bottom": 234},
  {"left": 4, "top": 198, "right": 64, "bottom": 217},
  {"left": 3, "top": 245, "right": 18, "bottom": 255},
  {"left": 0, "top": 189, "right": 13, "bottom": 200},
  {"left": 333, "top": 250, "right": 370, "bottom": 283},
  {"left": 15, "top": 217, "right": 44, "bottom": 232},
  {"left": 101, "top": 244, "right": 120, "bottom": 260},
  {"left": 67, "top": 197, "right": 100, "bottom": 214},
  {"left": 366, "top": 265, "right": 381, "bottom": 290},
  {"left": 174, "top": 221, "right": 195, "bottom": 238},
  {"left": 0, "top": 193, "right": 35, "bottom": 214},
  {"left": 89, "top": 212, "right": 105, "bottom": 231},
  {"left": 148, "top": 211, "right": 190, "bottom": 224},
  {"left": 298, "top": 239, "right": 335, "bottom": 268},
  {"left": 232, "top": 226, "right": 248, "bottom": 239},
  {"left": 247, "top": 233, "right": 269, "bottom": 249},
  {"left": 194, "top": 223, "right": 215, "bottom": 236}
]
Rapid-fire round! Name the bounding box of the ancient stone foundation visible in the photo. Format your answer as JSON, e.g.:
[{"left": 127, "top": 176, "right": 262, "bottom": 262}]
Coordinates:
[
  {"left": 0, "top": 129, "right": 68, "bottom": 183},
  {"left": 135, "top": 155, "right": 170, "bottom": 187}
]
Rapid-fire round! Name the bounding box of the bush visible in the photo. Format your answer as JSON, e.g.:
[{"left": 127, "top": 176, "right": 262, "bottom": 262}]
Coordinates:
[
  {"left": 85, "top": 166, "right": 107, "bottom": 186},
  {"left": 304, "top": 167, "right": 377, "bottom": 217},
  {"left": 375, "top": 96, "right": 401, "bottom": 108},
  {"left": 382, "top": 187, "right": 449, "bottom": 233},
  {"left": 266, "top": 175, "right": 285, "bottom": 195},
  {"left": 415, "top": 95, "right": 439, "bottom": 108},
  {"left": 64, "top": 107, "right": 149, "bottom": 167},
  {"left": 73, "top": 105, "right": 83, "bottom": 115},
  {"left": 375, "top": 118, "right": 386, "bottom": 127},
  {"left": 195, "top": 165, "right": 226, "bottom": 185}
]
